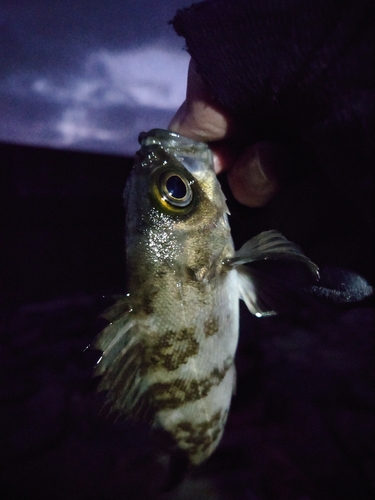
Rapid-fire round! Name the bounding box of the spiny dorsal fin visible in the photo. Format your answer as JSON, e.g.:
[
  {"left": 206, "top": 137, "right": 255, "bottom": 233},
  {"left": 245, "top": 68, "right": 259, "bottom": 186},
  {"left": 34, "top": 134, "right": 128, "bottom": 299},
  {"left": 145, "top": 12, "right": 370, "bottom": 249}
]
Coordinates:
[{"left": 94, "top": 298, "right": 152, "bottom": 422}]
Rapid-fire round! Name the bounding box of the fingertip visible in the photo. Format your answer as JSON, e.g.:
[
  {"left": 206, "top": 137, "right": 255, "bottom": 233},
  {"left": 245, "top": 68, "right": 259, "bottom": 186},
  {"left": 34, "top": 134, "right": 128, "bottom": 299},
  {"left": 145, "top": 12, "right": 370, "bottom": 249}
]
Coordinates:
[
  {"left": 210, "top": 141, "right": 236, "bottom": 174},
  {"left": 212, "top": 154, "right": 223, "bottom": 174},
  {"left": 169, "top": 103, "right": 231, "bottom": 142},
  {"left": 168, "top": 102, "right": 187, "bottom": 134},
  {"left": 168, "top": 59, "right": 233, "bottom": 142}
]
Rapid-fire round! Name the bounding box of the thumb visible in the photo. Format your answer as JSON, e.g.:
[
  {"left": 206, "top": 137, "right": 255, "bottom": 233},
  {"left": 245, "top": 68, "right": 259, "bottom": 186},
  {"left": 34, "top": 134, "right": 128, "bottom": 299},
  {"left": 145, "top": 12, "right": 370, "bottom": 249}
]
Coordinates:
[
  {"left": 169, "top": 59, "right": 233, "bottom": 142},
  {"left": 227, "top": 142, "right": 286, "bottom": 207}
]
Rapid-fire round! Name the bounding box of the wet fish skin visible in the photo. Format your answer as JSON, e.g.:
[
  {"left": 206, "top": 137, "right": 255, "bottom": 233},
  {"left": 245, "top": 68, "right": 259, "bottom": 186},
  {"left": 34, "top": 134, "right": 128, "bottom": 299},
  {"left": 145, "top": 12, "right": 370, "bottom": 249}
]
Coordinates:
[{"left": 94, "top": 129, "right": 319, "bottom": 466}]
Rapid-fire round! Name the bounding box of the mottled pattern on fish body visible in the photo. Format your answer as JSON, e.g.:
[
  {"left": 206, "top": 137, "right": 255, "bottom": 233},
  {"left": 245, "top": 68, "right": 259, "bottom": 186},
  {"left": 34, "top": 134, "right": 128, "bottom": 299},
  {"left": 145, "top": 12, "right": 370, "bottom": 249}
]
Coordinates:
[
  {"left": 95, "top": 130, "right": 238, "bottom": 465},
  {"left": 94, "top": 129, "right": 319, "bottom": 466}
]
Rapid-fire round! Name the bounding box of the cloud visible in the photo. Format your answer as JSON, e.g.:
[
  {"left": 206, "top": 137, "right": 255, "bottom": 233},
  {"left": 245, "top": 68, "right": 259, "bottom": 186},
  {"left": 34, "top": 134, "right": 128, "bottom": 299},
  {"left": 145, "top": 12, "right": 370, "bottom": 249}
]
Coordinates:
[
  {"left": 55, "top": 108, "right": 122, "bottom": 145},
  {"left": 52, "top": 106, "right": 175, "bottom": 154},
  {"left": 85, "top": 46, "right": 189, "bottom": 109},
  {"left": 0, "top": 44, "right": 189, "bottom": 154}
]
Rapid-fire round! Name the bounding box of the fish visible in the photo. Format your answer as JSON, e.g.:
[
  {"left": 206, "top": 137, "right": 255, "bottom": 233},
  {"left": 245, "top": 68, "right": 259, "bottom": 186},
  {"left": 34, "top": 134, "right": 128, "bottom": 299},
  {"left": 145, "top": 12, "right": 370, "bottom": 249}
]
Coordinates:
[{"left": 93, "top": 128, "right": 319, "bottom": 467}]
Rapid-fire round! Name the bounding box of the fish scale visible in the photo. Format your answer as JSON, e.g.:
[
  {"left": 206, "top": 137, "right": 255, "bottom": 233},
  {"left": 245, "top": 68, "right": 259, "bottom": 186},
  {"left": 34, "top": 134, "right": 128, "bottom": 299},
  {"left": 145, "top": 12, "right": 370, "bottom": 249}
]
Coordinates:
[{"left": 94, "top": 129, "right": 319, "bottom": 467}]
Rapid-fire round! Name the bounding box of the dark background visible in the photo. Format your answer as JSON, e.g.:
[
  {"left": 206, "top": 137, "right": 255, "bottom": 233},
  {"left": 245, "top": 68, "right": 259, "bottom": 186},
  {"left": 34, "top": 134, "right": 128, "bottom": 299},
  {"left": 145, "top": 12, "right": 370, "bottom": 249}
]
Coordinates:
[
  {"left": 1, "top": 142, "right": 131, "bottom": 304},
  {"left": 1, "top": 142, "right": 374, "bottom": 500}
]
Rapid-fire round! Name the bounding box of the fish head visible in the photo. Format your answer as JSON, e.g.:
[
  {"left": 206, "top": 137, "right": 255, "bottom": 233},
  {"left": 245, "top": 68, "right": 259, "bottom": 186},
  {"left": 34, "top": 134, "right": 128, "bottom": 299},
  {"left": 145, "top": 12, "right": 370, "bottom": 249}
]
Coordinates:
[
  {"left": 124, "top": 129, "right": 233, "bottom": 281},
  {"left": 125, "top": 129, "right": 228, "bottom": 224}
]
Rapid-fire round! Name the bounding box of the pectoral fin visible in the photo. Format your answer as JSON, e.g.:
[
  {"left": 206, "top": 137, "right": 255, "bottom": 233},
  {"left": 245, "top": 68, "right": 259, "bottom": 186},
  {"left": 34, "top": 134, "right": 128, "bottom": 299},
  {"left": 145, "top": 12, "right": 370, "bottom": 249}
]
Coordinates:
[
  {"left": 227, "top": 230, "right": 319, "bottom": 276},
  {"left": 236, "top": 266, "right": 277, "bottom": 316},
  {"left": 227, "top": 230, "right": 319, "bottom": 317}
]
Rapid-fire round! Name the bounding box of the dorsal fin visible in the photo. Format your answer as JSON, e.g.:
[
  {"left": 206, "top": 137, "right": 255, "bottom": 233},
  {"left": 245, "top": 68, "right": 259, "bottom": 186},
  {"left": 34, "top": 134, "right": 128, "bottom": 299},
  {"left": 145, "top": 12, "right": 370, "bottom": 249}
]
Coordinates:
[{"left": 94, "top": 298, "right": 153, "bottom": 422}]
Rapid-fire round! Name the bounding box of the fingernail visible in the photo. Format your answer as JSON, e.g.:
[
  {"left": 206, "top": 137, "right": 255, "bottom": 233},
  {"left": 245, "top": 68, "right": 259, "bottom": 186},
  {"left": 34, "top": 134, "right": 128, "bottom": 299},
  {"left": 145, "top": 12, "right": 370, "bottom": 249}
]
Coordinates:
[
  {"left": 252, "top": 153, "right": 269, "bottom": 184},
  {"left": 241, "top": 146, "right": 270, "bottom": 187},
  {"left": 227, "top": 143, "right": 280, "bottom": 207}
]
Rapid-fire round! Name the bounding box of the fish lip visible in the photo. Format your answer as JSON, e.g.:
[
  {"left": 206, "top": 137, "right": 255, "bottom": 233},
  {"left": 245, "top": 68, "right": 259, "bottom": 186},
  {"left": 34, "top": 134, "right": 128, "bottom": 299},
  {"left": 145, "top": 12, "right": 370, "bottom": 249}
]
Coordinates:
[
  {"left": 139, "top": 128, "right": 196, "bottom": 145},
  {"left": 139, "top": 128, "right": 211, "bottom": 153},
  {"left": 138, "top": 129, "right": 181, "bottom": 144}
]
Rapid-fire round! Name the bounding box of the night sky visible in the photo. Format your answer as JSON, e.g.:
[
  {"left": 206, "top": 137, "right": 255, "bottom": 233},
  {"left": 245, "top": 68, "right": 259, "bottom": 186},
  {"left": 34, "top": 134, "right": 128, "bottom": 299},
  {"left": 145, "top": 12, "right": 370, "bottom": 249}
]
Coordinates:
[{"left": 0, "top": 0, "right": 191, "bottom": 154}]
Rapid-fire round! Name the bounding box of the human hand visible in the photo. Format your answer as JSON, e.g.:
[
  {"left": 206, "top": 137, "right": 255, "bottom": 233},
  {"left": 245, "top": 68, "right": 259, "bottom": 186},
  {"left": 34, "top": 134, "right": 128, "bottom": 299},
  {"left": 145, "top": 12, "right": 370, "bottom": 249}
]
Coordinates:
[{"left": 169, "top": 60, "right": 286, "bottom": 207}]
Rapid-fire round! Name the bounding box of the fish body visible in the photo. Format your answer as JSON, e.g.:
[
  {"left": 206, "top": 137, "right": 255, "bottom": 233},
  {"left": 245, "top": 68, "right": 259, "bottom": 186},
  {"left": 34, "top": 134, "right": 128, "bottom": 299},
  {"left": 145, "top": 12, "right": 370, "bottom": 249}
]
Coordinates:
[{"left": 94, "top": 129, "right": 318, "bottom": 466}]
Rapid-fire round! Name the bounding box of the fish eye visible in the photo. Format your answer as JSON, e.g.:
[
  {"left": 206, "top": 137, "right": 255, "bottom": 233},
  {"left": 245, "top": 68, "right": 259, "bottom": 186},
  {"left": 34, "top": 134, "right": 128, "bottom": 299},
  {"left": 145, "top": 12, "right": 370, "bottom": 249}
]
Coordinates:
[
  {"left": 159, "top": 172, "right": 193, "bottom": 208},
  {"left": 166, "top": 175, "right": 187, "bottom": 199}
]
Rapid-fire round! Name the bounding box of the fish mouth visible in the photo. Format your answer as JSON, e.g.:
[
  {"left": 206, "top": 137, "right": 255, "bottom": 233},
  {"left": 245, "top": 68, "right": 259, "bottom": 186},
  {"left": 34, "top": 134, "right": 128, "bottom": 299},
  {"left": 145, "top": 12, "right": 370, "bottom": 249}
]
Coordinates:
[
  {"left": 138, "top": 128, "right": 182, "bottom": 145},
  {"left": 139, "top": 128, "right": 196, "bottom": 146},
  {"left": 139, "top": 128, "right": 210, "bottom": 153}
]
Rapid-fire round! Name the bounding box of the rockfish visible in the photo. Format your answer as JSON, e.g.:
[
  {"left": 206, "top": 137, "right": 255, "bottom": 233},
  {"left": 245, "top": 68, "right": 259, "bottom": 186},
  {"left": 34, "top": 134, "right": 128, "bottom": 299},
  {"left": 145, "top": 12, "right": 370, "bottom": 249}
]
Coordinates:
[{"left": 94, "top": 129, "right": 319, "bottom": 466}]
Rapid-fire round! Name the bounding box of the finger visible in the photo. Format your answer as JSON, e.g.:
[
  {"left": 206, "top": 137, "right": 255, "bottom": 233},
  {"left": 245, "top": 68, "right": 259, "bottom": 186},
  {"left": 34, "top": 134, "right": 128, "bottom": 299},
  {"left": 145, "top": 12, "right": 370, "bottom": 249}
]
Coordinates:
[
  {"left": 169, "top": 59, "right": 233, "bottom": 142},
  {"left": 209, "top": 140, "right": 238, "bottom": 174},
  {"left": 227, "top": 142, "right": 286, "bottom": 207}
]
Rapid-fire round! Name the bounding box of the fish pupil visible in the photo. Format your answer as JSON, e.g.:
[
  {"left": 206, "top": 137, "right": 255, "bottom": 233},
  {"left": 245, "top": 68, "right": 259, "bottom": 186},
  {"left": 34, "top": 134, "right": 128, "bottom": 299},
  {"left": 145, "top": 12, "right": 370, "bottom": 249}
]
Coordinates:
[{"left": 166, "top": 175, "right": 187, "bottom": 199}]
